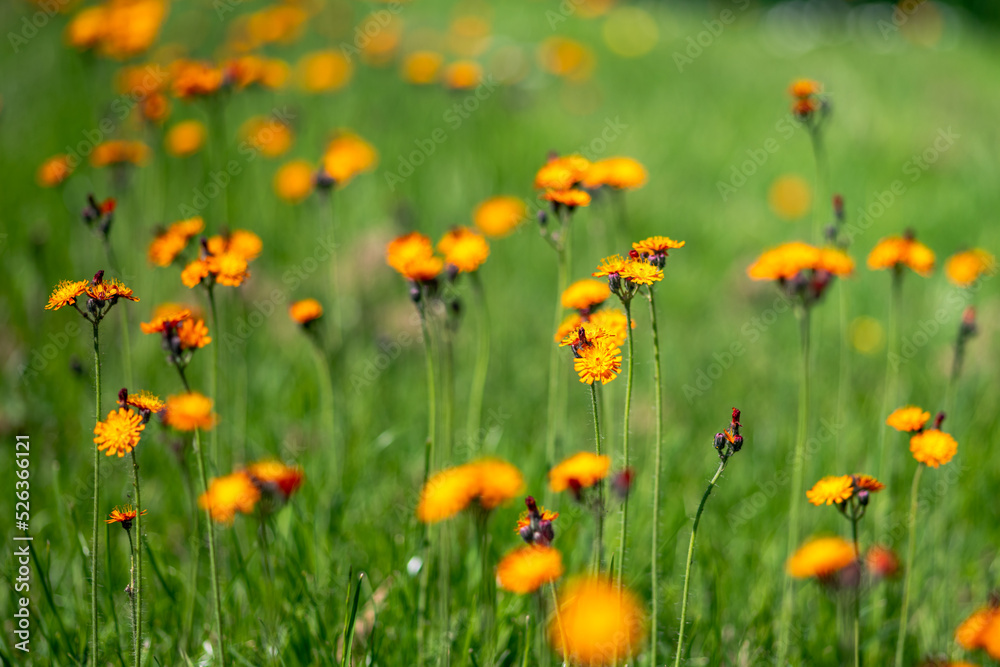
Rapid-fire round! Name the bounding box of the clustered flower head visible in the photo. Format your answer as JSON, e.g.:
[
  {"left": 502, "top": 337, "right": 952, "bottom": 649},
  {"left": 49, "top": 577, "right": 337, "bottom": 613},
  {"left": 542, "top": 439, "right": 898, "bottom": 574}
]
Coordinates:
[
  {"left": 582, "top": 157, "right": 648, "bottom": 191},
  {"left": 555, "top": 280, "right": 633, "bottom": 348},
  {"left": 289, "top": 298, "right": 324, "bottom": 327},
  {"left": 473, "top": 196, "right": 527, "bottom": 238},
  {"left": 386, "top": 231, "right": 445, "bottom": 288},
  {"left": 65, "top": 0, "right": 167, "bottom": 60},
  {"left": 807, "top": 473, "right": 884, "bottom": 531},
  {"left": 181, "top": 229, "right": 262, "bottom": 289},
  {"left": 496, "top": 496, "right": 564, "bottom": 595},
  {"left": 437, "top": 226, "right": 490, "bottom": 274},
  {"left": 788, "top": 78, "right": 828, "bottom": 125},
  {"left": 787, "top": 535, "right": 856, "bottom": 581},
  {"left": 93, "top": 387, "right": 163, "bottom": 458},
  {"left": 592, "top": 251, "right": 664, "bottom": 303},
  {"left": 45, "top": 270, "right": 139, "bottom": 324},
  {"left": 141, "top": 304, "right": 212, "bottom": 368},
  {"left": 516, "top": 496, "right": 558, "bottom": 547},
  {"left": 888, "top": 406, "right": 957, "bottom": 468},
  {"left": 561, "top": 324, "right": 622, "bottom": 385},
  {"left": 318, "top": 131, "right": 379, "bottom": 188},
  {"left": 713, "top": 407, "right": 745, "bottom": 462},
  {"left": 548, "top": 451, "right": 611, "bottom": 502},
  {"left": 632, "top": 235, "right": 685, "bottom": 269},
  {"left": 955, "top": 595, "right": 1000, "bottom": 659},
  {"left": 148, "top": 217, "right": 205, "bottom": 267},
  {"left": 534, "top": 153, "right": 592, "bottom": 215},
  {"left": 867, "top": 231, "right": 935, "bottom": 277},
  {"left": 747, "top": 241, "right": 853, "bottom": 306},
  {"left": 106, "top": 504, "right": 148, "bottom": 532},
  {"left": 416, "top": 459, "right": 525, "bottom": 523},
  {"left": 163, "top": 391, "right": 218, "bottom": 432}
]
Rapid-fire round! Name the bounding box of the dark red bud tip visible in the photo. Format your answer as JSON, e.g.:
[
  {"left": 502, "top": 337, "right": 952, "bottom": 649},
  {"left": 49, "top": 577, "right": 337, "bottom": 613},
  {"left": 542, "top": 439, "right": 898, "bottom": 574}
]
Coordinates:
[
  {"left": 102, "top": 198, "right": 117, "bottom": 214},
  {"left": 628, "top": 249, "right": 639, "bottom": 259},
  {"left": 732, "top": 407, "right": 741, "bottom": 423},
  {"left": 524, "top": 496, "right": 538, "bottom": 514},
  {"left": 118, "top": 387, "right": 129, "bottom": 406},
  {"left": 832, "top": 194, "right": 844, "bottom": 215},
  {"left": 962, "top": 307, "right": 976, "bottom": 325},
  {"left": 903, "top": 228, "right": 916, "bottom": 241},
  {"left": 934, "top": 411, "right": 946, "bottom": 429}
]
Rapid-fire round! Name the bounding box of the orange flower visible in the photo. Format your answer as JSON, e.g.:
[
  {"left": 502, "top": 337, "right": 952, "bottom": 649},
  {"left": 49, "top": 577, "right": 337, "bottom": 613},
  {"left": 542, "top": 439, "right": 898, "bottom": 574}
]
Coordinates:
[
  {"left": 45, "top": 280, "right": 89, "bottom": 310},
  {"left": 93, "top": 408, "right": 144, "bottom": 457},
  {"left": 789, "top": 79, "right": 821, "bottom": 99},
  {"left": 582, "top": 157, "right": 647, "bottom": 190},
  {"left": 956, "top": 605, "right": 998, "bottom": 651},
  {"left": 37, "top": 155, "right": 73, "bottom": 187},
  {"left": 886, "top": 406, "right": 931, "bottom": 432},
  {"left": 416, "top": 464, "right": 480, "bottom": 523},
  {"left": 497, "top": 545, "right": 563, "bottom": 594},
  {"left": 620, "top": 259, "right": 663, "bottom": 285},
  {"left": 806, "top": 475, "right": 854, "bottom": 506},
  {"left": 386, "top": 232, "right": 443, "bottom": 283},
  {"left": 443, "top": 60, "right": 482, "bottom": 90},
  {"left": 945, "top": 249, "right": 995, "bottom": 287},
  {"left": 170, "top": 59, "right": 224, "bottom": 98},
  {"left": 177, "top": 317, "right": 212, "bottom": 349},
  {"left": 542, "top": 189, "right": 591, "bottom": 208},
  {"left": 66, "top": 6, "right": 107, "bottom": 50},
  {"left": 633, "top": 235, "right": 685, "bottom": 257},
  {"left": 274, "top": 160, "right": 315, "bottom": 203},
  {"left": 321, "top": 132, "right": 378, "bottom": 185},
  {"left": 90, "top": 140, "right": 150, "bottom": 168},
  {"left": 473, "top": 196, "right": 526, "bottom": 238},
  {"left": 140, "top": 308, "right": 191, "bottom": 334},
  {"left": 548, "top": 576, "right": 645, "bottom": 665},
  {"left": 549, "top": 452, "right": 611, "bottom": 492},
  {"left": 163, "top": 392, "right": 217, "bottom": 431},
  {"left": 289, "top": 298, "right": 324, "bottom": 325},
  {"left": 909, "top": 429, "right": 957, "bottom": 468},
  {"left": 561, "top": 279, "right": 610, "bottom": 312},
  {"left": 165, "top": 120, "right": 206, "bottom": 157},
  {"left": 148, "top": 231, "right": 187, "bottom": 267},
  {"left": 747, "top": 241, "right": 821, "bottom": 281},
  {"left": 535, "top": 155, "right": 590, "bottom": 190},
  {"left": 475, "top": 459, "right": 525, "bottom": 510},
  {"left": 591, "top": 254, "right": 630, "bottom": 279},
  {"left": 867, "top": 235, "right": 935, "bottom": 276},
  {"left": 587, "top": 309, "right": 632, "bottom": 347},
  {"left": 402, "top": 51, "right": 443, "bottom": 85},
  {"left": 786, "top": 536, "right": 856, "bottom": 579},
  {"left": 437, "top": 227, "right": 490, "bottom": 273},
  {"left": 537, "top": 37, "right": 594, "bottom": 81},
  {"left": 574, "top": 336, "right": 622, "bottom": 385},
  {"left": 206, "top": 252, "right": 249, "bottom": 287},
  {"left": 106, "top": 504, "right": 147, "bottom": 528},
  {"left": 87, "top": 277, "right": 139, "bottom": 303},
  {"left": 852, "top": 474, "right": 885, "bottom": 493},
  {"left": 199, "top": 471, "right": 261, "bottom": 523},
  {"left": 297, "top": 50, "right": 353, "bottom": 93},
  {"left": 515, "top": 507, "right": 558, "bottom": 533},
  {"left": 246, "top": 459, "right": 304, "bottom": 500},
  {"left": 126, "top": 391, "right": 165, "bottom": 415},
  {"left": 241, "top": 116, "right": 294, "bottom": 158}
]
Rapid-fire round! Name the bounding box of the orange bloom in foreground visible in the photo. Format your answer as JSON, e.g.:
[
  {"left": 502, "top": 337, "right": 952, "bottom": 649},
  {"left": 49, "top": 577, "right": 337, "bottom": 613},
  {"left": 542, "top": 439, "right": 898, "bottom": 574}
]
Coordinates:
[
  {"left": 867, "top": 235, "right": 935, "bottom": 276},
  {"left": 163, "top": 392, "right": 217, "bottom": 431},
  {"left": 274, "top": 160, "right": 315, "bottom": 203},
  {"left": 909, "top": 429, "right": 958, "bottom": 468},
  {"left": 437, "top": 227, "right": 490, "bottom": 273},
  {"left": 786, "top": 536, "right": 856, "bottom": 579},
  {"left": 416, "top": 459, "right": 524, "bottom": 523},
  {"left": 496, "top": 545, "right": 563, "bottom": 594},
  {"left": 199, "top": 471, "right": 261, "bottom": 523},
  {"left": 549, "top": 452, "right": 611, "bottom": 493},
  {"left": 574, "top": 336, "right": 622, "bottom": 385},
  {"left": 548, "top": 576, "right": 645, "bottom": 665},
  {"left": 93, "top": 408, "right": 145, "bottom": 457},
  {"left": 289, "top": 298, "right": 323, "bottom": 325}
]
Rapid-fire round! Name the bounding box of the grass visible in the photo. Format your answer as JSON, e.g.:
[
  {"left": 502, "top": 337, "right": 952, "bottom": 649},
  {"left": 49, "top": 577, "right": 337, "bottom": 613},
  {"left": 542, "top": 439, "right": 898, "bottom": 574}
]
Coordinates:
[{"left": 2, "top": 2, "right": 999, "bottom": 665}]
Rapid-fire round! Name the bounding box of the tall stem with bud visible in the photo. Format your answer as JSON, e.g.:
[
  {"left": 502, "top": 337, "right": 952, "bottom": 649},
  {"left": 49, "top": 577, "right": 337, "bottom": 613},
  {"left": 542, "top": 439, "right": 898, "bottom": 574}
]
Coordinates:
[
  {"left": 647, "top": 286, "right": 664, "bottom": 664},
  {"left": 616, "top": 299, "right": 634, "bottom": 589},
  {"left": 91, "top": 320, "right": 102, "bottom": 665}
]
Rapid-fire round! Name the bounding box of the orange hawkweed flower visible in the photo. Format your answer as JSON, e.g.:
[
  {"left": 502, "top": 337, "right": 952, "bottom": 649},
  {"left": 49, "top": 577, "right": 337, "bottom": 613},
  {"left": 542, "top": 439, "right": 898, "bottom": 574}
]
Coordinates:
[
  {"left": 321, "top": 132, "right": 378, "bottom": 186},
  {"left": 548, "top": 576, "right": 645, "bottom": 665},
  {"left": 416, "top": 464, "right": 480, "bottom": 523},
  {"left": 497, "top": 545, "right": 563, "bottom": 594},
  {"left": 945, "top": 249, "right": 996, "bottom": 287},
  {"left": 786, "top": 536, "right": 856, "bottom": 579},
  {"left": 126, "top": 391, "right": 165, "bottom": 415},
  {"left": 437, "top": 227, "right": 490, "bottom": 273},
  {"left": 90, "top": 140, "right": 150, "bottom": 168},
  {"left": 94, "top": 408, "right": 145, "bottom": 457},
  {"left": 163, "top": 392, "right": 217, "bottom": 431},
  {"left": 542, "top": 189, "right": 591, "bottom": 208},
  {"left": 87, "top": 277, "right": 139, "bottom": 303},
  {"left": 37, "top": 155, "right": 73, "bottom": 187},
  {"left": 165, "top": 120, "right": 206, "bottom": 157},
  {"left": 386, "top": 232, "right": 443, "bottom": 283},
  {"left": 535, "top": 154, "right": 590, "bottom": 190},
  {"left": 620, "top": 259, "right": 663, "bottom": 285},
  {"left": 443, "top": 60, "right": 483, "bottom": 90},
  {"left": 561, "top": 279, "right": 611, "bottom": 312},
  {"left": 473, "top": 196, "right": 527, "bottom": 238},
  {"left": 591, "top": 254, "right": 630, "bottom": 279},
  {"left": 402, "top": 51, "right": 443, "bottom": 85},
  {"left": 853, "top": 474, "right": 885, "bottom": 493},
  {"left": 106, "top": 505, "right": 147, "bottom": 529},
  {"left": 817, "top": 247, "right": 856, "bottom": 276},
  {"left": 170, "top": 59, "right": 224, "bottom": 98},
  {"left": 246, "top": 460, "right": 304, "bottom": 500},
  {"left": 587, "top": 309, "right": 632, "bottom": 347},
  {"left": 177, "top": 317, "right": 212, "bottom": 349},
  {"left": 46, "top": 280, "right": 89, "bottom": 310},
  {"left": 887, "top": 406, "right": 931, "bottom": 432},
  {"left": 909, "top": 429, "right": 958, "bottom": 468},
  {"left": 537, "top": 37, "right": 594, "bottom": 81},
  {"left": 956, "top": 605, "right": 998, "bottom": 651},
  {"left": 199, "top": 471, "right": 261, "bottom": 523},
  {"left": 574, "top": 336, "right": 622, "bottom": 385},
  {"left": 205, "top": 252, "right": 250, "bottom": 287},
  {"left": 582, "top": 157, "right": 648, "bottom": 190},
  {"left": 554, "top": 313, "right": 584, "bottom": 343},
  {"left": 515, "top": 507, "right": 558, "bottom": 533},
  {"left": 806, "top": 475, "right": 854, "bottom": 506},
  {"left": 549, "top": 452, "right": 611, "bottom": 492},
  {"left": 289, "top": 298, "right": 323, "bottom": 325},
  {"left": 867, "top": 235, "right": 935, "bottom": 276},
  {"left": 241, "top": 116, "right": 294, "bottom": 158},
  {"left": 297, "top": 50, "right": 353, "bottom": 93},
  {"left": 274, "top": 160, "right": 315, "bottom": 203},
  {"left": 140, "top": 307, "right": 191, "bottom": 334},
  {"left": 748, "top": 241, "right": 821, "bottom": 281},
  {"left": 789, "top": 79, "right": 821, "bottom": 99},
  {"left": 475, "top": 459, "right": 525, "bottom": 510},
  {"left": 633, "top": 235, "right": 685, "bottom": 258},
  {"left": 148, "top": 231, "right": 187, "bottom": 267},
  {"left": 181, "top": 259, "right": 210, "bottom": 288}
]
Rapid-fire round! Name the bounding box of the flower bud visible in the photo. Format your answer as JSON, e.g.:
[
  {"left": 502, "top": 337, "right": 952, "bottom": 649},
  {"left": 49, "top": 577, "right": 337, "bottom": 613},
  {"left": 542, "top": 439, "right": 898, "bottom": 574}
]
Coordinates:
[
  {"left": 731, "top": 435, "right": 743, "bottom": 453},
  {"left": 857, "top": 489, "right": 869, "bottom": 506},
  {"left": 713, "top": 433, "right": 726, "bottom": 452},
  {"left": 518, "top": 525, "right": 533, "bottom": 544}
]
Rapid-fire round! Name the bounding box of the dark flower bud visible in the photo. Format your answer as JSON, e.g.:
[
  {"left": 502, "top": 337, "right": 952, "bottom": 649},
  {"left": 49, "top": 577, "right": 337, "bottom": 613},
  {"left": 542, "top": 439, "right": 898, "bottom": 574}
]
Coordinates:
[
  {"left": 409, "top": 284, "right": 421, "bottom": 304},
  {"left": 519, "top": 524, "right": 533, "bottom": 544},
  {"left": 857, "top": 489, "right": 869, "bottom": 506},
  {"left": 525, "top": 495, "right": 539, "bottom": 516},
  {"left": 824, "top": 224, "right": 838, "bottom": 244},
  {"left": 832, "top": 194, "right": 844, "bottom": 221},
  {"left": 118, "top": 387, "right": 129, "bottom": 408},
  {"left": 314, "top": 169, "right": 335, "bottom": 191},
  {"left": 608, "top": 273, "right": 622, "bottom": 295},
  {"left": 731, "top": 435, "right": 743, "bottom": 453},
  {"left": 87, "top": 298, "right": 100, "bottom": 315},
  {"left": 537, "top": 210, "right": 548, "bottom": 227},
  {"left": 960, "top": 307, "right": 977, "bottom": 337},
  {"left": 612, "top": 469, "right": 633, "bottom": 499},
  {"left": 714, "top": 433, "right": 726, "bottom": 452},
  {"left": 628, "top": 249, "right": 639, "bottom": 260},
  {"left": 933, "top": 411, "right": 946, "bottom": 429},
  {"left": 92, "top": 270, "right": 105, "bottom": 286},
  {"left": 731, "top": 408, "right": 741, "bottom": 427},
  {"left": 538, "top": 519, "right": 555, "bottom": 546}
]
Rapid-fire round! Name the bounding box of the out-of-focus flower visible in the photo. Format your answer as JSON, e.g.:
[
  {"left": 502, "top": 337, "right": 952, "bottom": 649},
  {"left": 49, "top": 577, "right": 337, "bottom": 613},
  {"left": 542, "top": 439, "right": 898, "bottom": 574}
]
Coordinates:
[
  {"left": 537, "top": 37, "right": 594, "bottom": 81},
  {"left": 786, "top": 536, "right": 856, "bottom": 579},
  {"left": 402, "top": 51, "right": 443, "bottom": 85},
  {"left": 321, "top": 132, "right": 378, "bottom": 186},
  {"left": 473, "top": 196, "right": 526, "bottom": 238},
  {"left": 496, "top": 545, "right": 563, "bottom": 594},
  {"left": 91, "top": 140, "right": 150, "bottom": 168},
  {"left": 199, "top": 471, "right": 260, "bottom": 523},
  {"left": 887, "top": 406, "right": 931, "bottom": 432},
  {"left": 165, "top": 120, "right": 206, "bottom": 157},
  {"left": 37, "top": 155, "right": 73, "bottom": 187},
  {"left": 289, "top": 298, "right": 323, "bottom": 325},
  {"left": 909, "top": 429, "right": 958, "bottom": 468},
  {"left": 94, "top": 407, "right": 145, "bottom": 457},
  {"left": 561, "top": 279, "right": 610, "bottom": 313},
  {"left": 416, "top": 458, "right": 524, "bottom": 522},
  {"left": 246, "top": 459, "right": 304, "bottom": 500},
  {"left": 274, "top": 160, "right": 315, "bottom": 203},
  {"left": 443, "top": 60, "right": 483, "bottom": 90},
  {"left": 298, "top": 50, "right": 353, "bottom": 93},
  {"left": 535, "top": 154, "right": 590, "bottom": 191},
  {"left": 548, "top": 576, "right": 646, "bottom": 665},
  {"left": 582, "top": 156, "right": 647, "bottom": 190},
  {"left": 437, "top": 227, "right": 489, "bottom": 273},
  {"left": 241, "top": 116, "right": 294, "bottom": 158},
  {"left": 867, "top": 234, "right": 935, "bottom": 277},
  {"left": 170, "top": 59, "right": 224, "bottom": 99},
  {"left": 549, "top": 452, "right": 611, "bottom": 493},
  {"left": 163, "top": 392, "right": 217, "bottom": 431},
  {"left": 386, "top": 231, "right": 443, "bottom": 283},
  {"left": 945, "top": 249, "right": 995, "bottom": 287}
]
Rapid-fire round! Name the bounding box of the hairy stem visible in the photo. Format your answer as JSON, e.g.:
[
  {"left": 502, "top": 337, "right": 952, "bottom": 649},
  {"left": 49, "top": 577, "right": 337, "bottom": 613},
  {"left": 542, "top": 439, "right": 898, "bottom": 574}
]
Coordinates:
[
  {"left": 467, "top": 271, "right": 490, "bottom": 458},
  {"left": 648, "top": 287, "right": 664, "bottom": 665},
  {"left": 590, "top": 382, "right": 604, "bottom": 573},
  {"left": 616, "top": 299, "right": 634, "bottom": 589},
  {"left": 91, "top": 321, "right": 102, "bottom": 665},
  {"left": 894, "top": 464, "right": 923, "bottom": 667},
  {"left": 130, "top": 450, "right": 143, "bottom": 667}
]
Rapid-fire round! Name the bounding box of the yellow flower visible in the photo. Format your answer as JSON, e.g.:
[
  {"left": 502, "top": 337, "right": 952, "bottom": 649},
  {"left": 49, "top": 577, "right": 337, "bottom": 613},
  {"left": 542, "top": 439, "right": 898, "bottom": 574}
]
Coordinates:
[
  {"left": 946, "top": 249, "right": 996, "bottom": 287},
  {"left": 554, "top": 313, "right": 584, "bottom": 343},
  {"left": 535, "top": 155, "right": 590, "bottom": 191},
  {"left": 474, "top": 196, "right": 527, "bottom": 238},
  {"left": 164, "top": 120, "right": 206, "bottom": 158},
  {"left": 289, "top": 299, "right": 323, "bottom": 325},
  {"left": 747, "top": 241, "right": 820, "bottom": 281},
  {"left": 475, "top": 459, "right": 525, "bottom": 510},
  {"left": 241, "top": 116, "right": 294, "bottom": 158},
  {"left": 199, "top": 471, "right": 261, "bottom": 523},
  {"left": 402, "top": 51, "right": 443, "bottom": 85},
  {"left": 817, "top": 247, "right": 855, "bottom": 276},
  {"left": 164, "top": 392, "right": 217, "bottom": 431},
  {"left": 574, "top": 336, "right": 622, "bottom": 385},
  {"left": 632, "top": 235, "right": 685, "bottom": 257},
  {"left": 620, "top": 259, "right": 663, "bottom": 285},
  {"left": 206, "top": 252, "right": 250, "bottom": 287},
  {"left": 90, "top": 140, "right": 150, "bottom": 168},
  {"left": 548, "top": 576, "right": 645, "bottom": 665},
  {"left": 867, "top": 235, "right": 935, "bottom": 276},
  {"left": 496, "top": 545, "right": 563, "bottom": 594},
  {"left": 806, "top": 475, "right": 853, "bottom": 506},
  {"left": 437, "top": 227, "right": 490, "bottom": 273},
  {"left": 321, "top": 132, "right": 379, "bottom": 185},
  {"left": 909, "top": 429, "right": 957, "bottom": 468},
  {"left": 246, "top": 460, "right": 304, "bottom": 500},
  {"left": 87, "top": 277, "right": 139, "bottom": 303},
  {"left": 549, "top": 452, "right": 611, "bottom": 492},
  {"left": 93, "top": 408, "right": 145, "bottom": 458},
  {"left": 126, "top": 391, "right": 165, "bottom": 414},
  {"left": 443, "top": 60, "right": 483, "bottom": 90},
  {"left": 274, "top": 160, "right": 315, "bottom": 203},
  {"left": 98, "top": 0, "right": 166, "bottom": 60},
  {"left": 591, "top": 254, "right": 630, "bottom": 278},
  {"left": 297, "top": 50, "right": 353, "bottom": 93},
  {"left": 542, "top": 189, "right": 591, "bottom": 208},
  {"left": 587, "top": 309, "right": 632, "bottom": 347},
  {"left": 582, "top": 156, "right": 647, "bottom": 190},
  {"left": 416, "top": 464, "right": 480, "bottom": 523},
  {"left": 786, "top": 536, "right": 856, "bottom": 579},
  {"left": 37, "top": 155, "right": 73, "bottom": 187},
  {"left": 106, "top": 504, "right": 147, "bottom": 528},
  {"left": 886, "top": 406, "right": 931, "bottom": 432},
  {"left": 561, "top": 279, "right": 610, "bottom": 312},
  {"left": 45, "top": 280, "right": 88, "bottom": 310}
]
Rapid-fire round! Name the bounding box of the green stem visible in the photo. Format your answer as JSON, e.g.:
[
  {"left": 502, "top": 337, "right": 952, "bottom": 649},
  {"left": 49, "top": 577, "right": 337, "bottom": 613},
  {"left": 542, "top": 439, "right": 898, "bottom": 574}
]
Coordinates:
[
  {"left": 894, "top": 464, "right": 923, "bottom": 667},
  {"left": 808, "top": 125, "right": 827, "bottom": 244},
  {"left": 194, "top": 426, "right": 227, "bottom": 667},
  {"left": 851, "top": 512, "right": 861, "bottom": 667},
  {"left": 130, "top": 449, "right": 143, "bottom": 667},
  {"left": 548, "top": 582, "right": 568, "bottom": 667},
  {"left": 417, "top": 302, "right": 436, "bottom": 667},
  {"left": 777, "top": 304, "right": 811, "bottom": 666},
  {"left": 877, "top": 270, "right": 902, "bottom": 488},
  {"left": 326, "top": 194, "right": 342, "bottom": 345},
  {"left": 126, "top": 527, "right": 137, "bottom": 666},
  {"left": 648, "top": 287, "right": 664, "bottom": 666},
  {"left": 674, "top": 459, "right": 727, "bottom": 667},
  {"left": 477, "top": 511, "right": 494, "bottom": 663},
  {"left": 835, "top": 279, "right": 849, "bottom": 472},
  {"left": 467, "top": 272, "right": 490, "bottom": 458},
  {"left": 310, "top": 339, "right": 338, "bottom": 484},
  {"left": 616, "top": 299, "right": 634, "bottom": 589},
  {"left": 544, "top": 215, "right": 571, "bottom": 502},
  {"left": 208, "top": 286, "right": 221, "bottom": 474},
  {"left": 590, "top": 383, "right": 604, "bottom": 573},
  {"left": 91, "top": 321, "right": 101, "bottom": 665}
]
